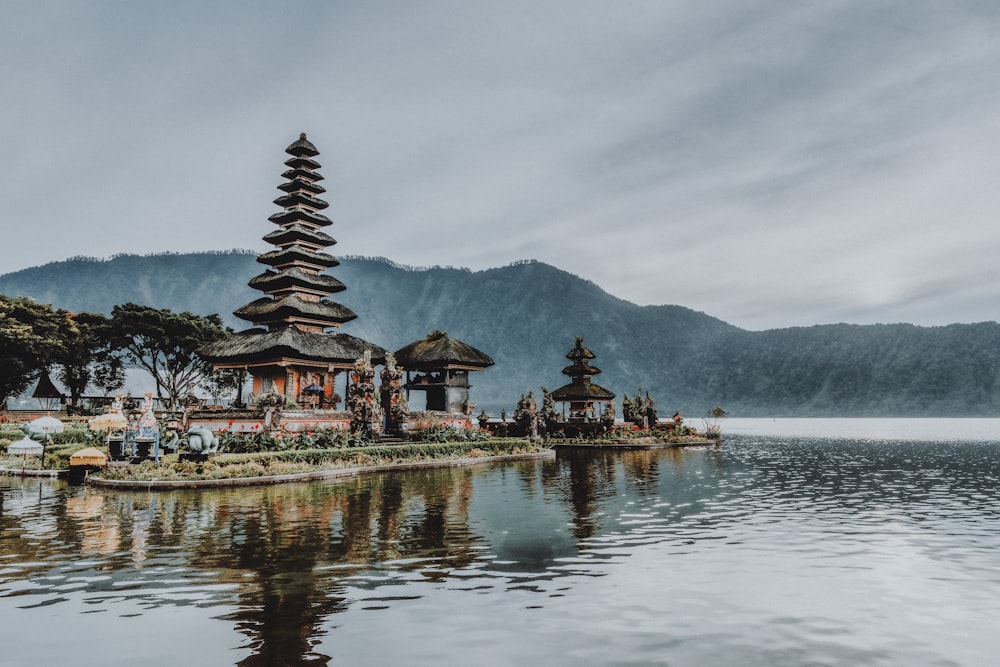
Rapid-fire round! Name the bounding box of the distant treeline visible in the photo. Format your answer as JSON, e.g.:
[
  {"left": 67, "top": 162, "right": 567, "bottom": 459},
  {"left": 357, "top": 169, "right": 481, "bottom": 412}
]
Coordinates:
[{"left": 2, "top": 252, "right": 998, "bottom": 417}]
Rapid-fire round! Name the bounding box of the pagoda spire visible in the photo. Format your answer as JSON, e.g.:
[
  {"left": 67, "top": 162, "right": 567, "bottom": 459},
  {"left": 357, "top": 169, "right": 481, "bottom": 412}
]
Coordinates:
[
  {"left": 550, "top": 336, "right": 615, "bottom": 423},
  {"left": 199, "top": 133, "right": 386, "bottom": 410},
  {"left": 236, "top": 133, "right": 357, "bottom": 333}
]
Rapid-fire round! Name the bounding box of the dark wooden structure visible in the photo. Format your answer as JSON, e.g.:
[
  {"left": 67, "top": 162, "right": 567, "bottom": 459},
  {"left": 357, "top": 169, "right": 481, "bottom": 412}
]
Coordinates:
[
  {"left": 200, "top": 134, "right": 385, "bottom": 406},
  {"left": 394, "top": 331, "right": 494, "bottom": 413},
  {"left": 550, "top": 337, "right": 615, "bottom": 422},
  {"left": 31, "top": 371, "right": 65, "bottom": 411}
]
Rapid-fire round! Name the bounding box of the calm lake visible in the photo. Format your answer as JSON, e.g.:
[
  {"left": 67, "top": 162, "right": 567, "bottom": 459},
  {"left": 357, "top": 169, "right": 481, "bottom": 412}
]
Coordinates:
[{"left": 2, "top": 419, "right": 999, "bottom": 666}]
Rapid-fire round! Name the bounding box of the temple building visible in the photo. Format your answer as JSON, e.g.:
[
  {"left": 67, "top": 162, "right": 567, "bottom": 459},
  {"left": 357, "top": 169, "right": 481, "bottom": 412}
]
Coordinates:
[
  {"left": 551, "top": 337, "right": 615, "bottom": 422},
  {"left": 394, "top": 331, "right": 494, "bottom": 413},
  {"left": 200, "top": 134, "right": 385, "bottom": 406}
]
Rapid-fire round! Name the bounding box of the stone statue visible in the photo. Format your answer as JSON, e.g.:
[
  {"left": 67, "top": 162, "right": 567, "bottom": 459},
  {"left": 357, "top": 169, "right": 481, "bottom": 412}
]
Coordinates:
[
  {"left": 349, "top": 350, "right": 384, "bottom": 438},
  {"left": 185, "top": 426, "right": 220, "bottom": 454},
  {"left": 380, "top": 352, "right": 408, "bottom": 434}
]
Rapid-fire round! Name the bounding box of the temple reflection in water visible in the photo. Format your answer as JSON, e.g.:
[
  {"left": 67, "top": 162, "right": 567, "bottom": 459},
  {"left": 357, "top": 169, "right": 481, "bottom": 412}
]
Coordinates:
[{"left": 0, "top": 447, "right": 727, "bottom": 665}]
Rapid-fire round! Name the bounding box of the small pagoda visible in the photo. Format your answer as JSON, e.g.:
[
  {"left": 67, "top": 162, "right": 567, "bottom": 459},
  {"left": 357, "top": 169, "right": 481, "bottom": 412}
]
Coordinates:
[
  {"left": 394, "top": 331, "right": 494, "bottom": 413},
  {"left": 200, "top": 134, "right": 386, "bottom": 407},
  {"left": 550, "top": 337, "right": 615, "bottom": 422}
]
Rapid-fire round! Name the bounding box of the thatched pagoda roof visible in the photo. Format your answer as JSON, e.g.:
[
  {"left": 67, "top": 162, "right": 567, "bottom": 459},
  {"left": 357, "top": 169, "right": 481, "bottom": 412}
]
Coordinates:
[
  {"left": 551, "top": 382, "right": 615, "bottom": 402},
  {"left": 257, "top": 246, "right": 339, "bottom": 269},
  {"left": 248, "top": 268, "right": 346, "bottom": 294},
  {"left": 562, "top": 363, "right": 601, "bottom": 376},
  {"left": 273, "top": 192, "right": 329, "bottom": 210},
  {"left": 277, "top": 178, "right": 325, "bottom": 196},
  {"left": 262, "top": 224, "right": 336, "bottom": 248},
  {"left": 566, "top": 336, "right": 596, "bottom": 361},
  {"left": 281, "top": 167, "right": 324, "bottom": 183},
  {"left": 284, "top": 155, "right": 321, "bottom": 171},
  {"left": 286, "top": 133, "right": 319, "bottom": 158},
  {"left": 394, "top": 330, "right": 494, "bottom": 371},
  {"left": 268, "top": 208, "right": 332, "bottom": 228},
  {"left": 234, "top": 295, "right": 356, "bottom": 326},
  {"left": 550, "top": 336, "right": 612, "bottom": 402},
  {"left": 200, "top": 326, "right": 386, "bottom": 366}
]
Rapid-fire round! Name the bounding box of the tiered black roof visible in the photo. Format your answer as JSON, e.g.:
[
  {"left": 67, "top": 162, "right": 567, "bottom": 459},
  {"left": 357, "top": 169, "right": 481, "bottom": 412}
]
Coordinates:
[
  {"left": 257, "top": 246, "right": 340, "bottom": 270},
  {"left": 236, "top": 133, "right": 355, "bottom": 331},
  {"left": 551, "top": 337, "right": 615, "bottom": 402},
  {"left": 262, "top": 224, "right": 336, "bottom": 249},
  {"left": 277, "top": 179, "right": 326, "bottom": 196},
  {"left": 248, "top": 268, "right": 346, "bottom": 295},
  {"left": 199, "top": 133, "right": 383, "bottom": 369},
  {"left": 268, "top": 208, "right": 333, "bottom": 227}
]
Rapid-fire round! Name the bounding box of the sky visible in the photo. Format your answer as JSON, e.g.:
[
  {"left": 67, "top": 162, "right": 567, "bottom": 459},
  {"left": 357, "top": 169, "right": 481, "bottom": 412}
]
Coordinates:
[{"left": 2, "top": 1, "right": 999, "bottom": 331}]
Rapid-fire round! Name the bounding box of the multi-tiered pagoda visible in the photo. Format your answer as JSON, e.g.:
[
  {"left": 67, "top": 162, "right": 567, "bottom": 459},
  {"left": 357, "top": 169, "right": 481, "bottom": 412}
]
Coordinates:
[
  {"left": 551, "top": 337, "right": 615, "bottom": 422},
  {"left": 200, "top": 134, "right": 385, "bottom": 407}
]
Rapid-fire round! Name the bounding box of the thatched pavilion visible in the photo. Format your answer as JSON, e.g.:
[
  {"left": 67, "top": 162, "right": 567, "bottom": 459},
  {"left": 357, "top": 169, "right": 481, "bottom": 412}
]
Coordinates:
[
  {"left": 200, "top": 134, "right": 385, "bottom": 407},
  {"left": 31, "top": 371, "right": 65, "bottom": 411},
  {"left": 551, "top": 337, "right": 615, "bottom": 422},
  {"left": 394, "top": 331, "right": 494, "bottom": 413}
]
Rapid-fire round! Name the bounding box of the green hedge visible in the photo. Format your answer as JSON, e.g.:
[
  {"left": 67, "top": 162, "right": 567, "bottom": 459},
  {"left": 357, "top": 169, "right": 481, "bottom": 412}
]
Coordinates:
[
  {"left": 91, "top": 438, "right": 546, "bottom": 482},
  {"left": 212, "top": 438, "right": 538, "bottom": 466}
]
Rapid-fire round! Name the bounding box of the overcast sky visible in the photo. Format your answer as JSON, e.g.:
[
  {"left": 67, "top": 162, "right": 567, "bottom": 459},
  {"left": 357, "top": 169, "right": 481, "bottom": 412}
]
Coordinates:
[{"left": 2, "top": 1, "right": 999, "bottom": 330}]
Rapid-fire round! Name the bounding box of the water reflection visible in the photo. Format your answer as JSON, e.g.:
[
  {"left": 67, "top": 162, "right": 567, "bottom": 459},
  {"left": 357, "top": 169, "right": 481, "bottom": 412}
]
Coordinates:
[{"left": 2, "top": 437, "right": 1000, "bottom": 666}]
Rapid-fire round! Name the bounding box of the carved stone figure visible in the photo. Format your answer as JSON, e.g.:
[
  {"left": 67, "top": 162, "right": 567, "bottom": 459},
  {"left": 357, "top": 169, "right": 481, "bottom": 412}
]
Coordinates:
[
  {"left": 380, "top": 352, "right": 408, "bottom": 434},
  {"left": 348, "top": 350, "right": 384, "bottom": 438}
]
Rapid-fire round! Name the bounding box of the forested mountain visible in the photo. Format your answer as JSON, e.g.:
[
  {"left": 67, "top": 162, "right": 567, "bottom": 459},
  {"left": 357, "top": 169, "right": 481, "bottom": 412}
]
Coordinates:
[{"left": 3, "top": 252, "right": 999, "bottom": 416}]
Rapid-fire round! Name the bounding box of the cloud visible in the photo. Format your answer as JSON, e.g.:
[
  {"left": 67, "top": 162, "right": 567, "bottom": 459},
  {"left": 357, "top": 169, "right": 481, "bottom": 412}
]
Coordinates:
[{"left": 1, "top": 1, "right": 999, "bottom": 330}]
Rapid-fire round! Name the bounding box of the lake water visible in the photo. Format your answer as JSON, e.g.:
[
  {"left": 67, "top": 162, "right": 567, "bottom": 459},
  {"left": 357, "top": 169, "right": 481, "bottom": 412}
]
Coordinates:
[{"left": 2, "top": 419, "right": 999, "bottom": 666}]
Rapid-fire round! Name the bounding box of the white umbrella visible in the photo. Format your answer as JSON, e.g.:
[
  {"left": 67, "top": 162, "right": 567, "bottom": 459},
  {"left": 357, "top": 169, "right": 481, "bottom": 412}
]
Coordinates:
[
  {"left": 8, "top": 437, "right": 44, "bottom": 456},
  {"left": 28, "top": 416, "right": 65, "bottom": 434}
]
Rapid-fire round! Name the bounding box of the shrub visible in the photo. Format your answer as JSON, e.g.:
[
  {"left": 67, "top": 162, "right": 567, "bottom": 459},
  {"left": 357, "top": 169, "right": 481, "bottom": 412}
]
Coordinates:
[{"left": 90, "top": 438, "right": 547, "bottom": 482}]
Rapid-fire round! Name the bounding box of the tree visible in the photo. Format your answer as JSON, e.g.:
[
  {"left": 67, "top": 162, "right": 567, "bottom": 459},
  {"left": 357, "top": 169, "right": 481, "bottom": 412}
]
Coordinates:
[
  {"left": 0, "top": 295, "right": 75, "bottom": 405},
  {"left": 55, "top": 311, "right": 123, "bottom": 411},
  {"left": 703, "top": 406, "right": 728, "bottom": 439},
  {"left": 106, "top": 304, "right": 228, "bottom": 410},
  {"left": 539, "top": 387, "right": 558, "bottom": 432},
  {"left": 201, "top": 367, "right": 248, "bottom": 407}
]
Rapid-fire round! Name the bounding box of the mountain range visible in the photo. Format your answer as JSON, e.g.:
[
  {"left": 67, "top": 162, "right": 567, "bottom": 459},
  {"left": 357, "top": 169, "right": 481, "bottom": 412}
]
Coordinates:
[{"left": 3, "top": 251, "right": 999, "bottom": 417}]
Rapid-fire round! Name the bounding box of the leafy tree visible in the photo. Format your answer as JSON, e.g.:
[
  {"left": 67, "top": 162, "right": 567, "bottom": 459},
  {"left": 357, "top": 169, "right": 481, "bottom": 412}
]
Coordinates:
[
  {"left": 55, "top": 311, "right": 122, "bottom": 410},
  {"left": 92, "top": 355, "right": 127, "bottom": 396},
  {"left": 0, "top": 295, "right": 75, "bottom": 405},
  {"left": 539, "top": 387, "right": 558, "bottom": 428},
  {"left": 201, "top": 367, "right": 249, "bottom": 407},
  {"left": 106, "top": 304, "right": 227, "bottom": 410}
]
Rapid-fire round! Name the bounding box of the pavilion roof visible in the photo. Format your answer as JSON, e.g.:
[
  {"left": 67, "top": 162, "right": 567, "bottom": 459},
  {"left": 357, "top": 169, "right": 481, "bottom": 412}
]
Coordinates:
[
  {"left": 394, "top": 330, "right": 494, "bottom": 371},
  {"left": 200, "top": 326, "right": 385, "bottom": 366},
  {"left": 550, "top": 382, "right": 615, "bottom": 402}
]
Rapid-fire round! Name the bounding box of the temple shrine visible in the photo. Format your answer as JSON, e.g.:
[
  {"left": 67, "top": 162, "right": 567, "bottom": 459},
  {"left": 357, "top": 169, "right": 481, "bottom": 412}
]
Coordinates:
[
  {"left": 550, "top": 337, "right": 616, "bottom": 423},
  {"left": 200, "top": 134, "right": 386, "bottom": 407},
  {"left": 394, "top": 331, "right": 494, "bottom": 414}
]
